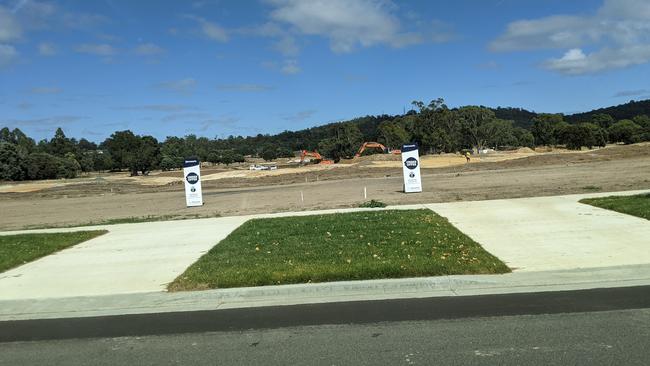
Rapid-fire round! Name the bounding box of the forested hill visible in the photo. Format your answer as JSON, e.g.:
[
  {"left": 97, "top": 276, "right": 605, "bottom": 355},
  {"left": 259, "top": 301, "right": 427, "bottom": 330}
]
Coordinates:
[{"left": 565, "top": 99, "right": 650, "bottom": 123}]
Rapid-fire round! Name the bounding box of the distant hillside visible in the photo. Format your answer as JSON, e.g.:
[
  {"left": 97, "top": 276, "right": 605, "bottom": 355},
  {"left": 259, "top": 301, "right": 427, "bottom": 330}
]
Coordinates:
[
  {"left": 566, "top": 99, "right": 650, "bottom": 123},
  {"left": 490, "top": 107, "right": 539, "bottom": 129}
]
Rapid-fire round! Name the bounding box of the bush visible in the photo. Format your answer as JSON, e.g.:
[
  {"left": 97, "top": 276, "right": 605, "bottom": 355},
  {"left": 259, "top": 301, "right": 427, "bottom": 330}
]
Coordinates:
[
  {"left": 608, "top": 120, "right": 643, "bottom": 144},
  {"left": 0, "top": 142, "right": 26, "bottom": 181},
  {"left": 358, "top": 199, "right": 387, "bottom": 208}
]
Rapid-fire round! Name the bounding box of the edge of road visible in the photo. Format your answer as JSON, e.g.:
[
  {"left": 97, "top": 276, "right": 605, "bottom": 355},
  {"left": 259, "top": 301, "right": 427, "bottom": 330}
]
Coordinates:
[{"left": 2, "top": 263, "right": 650, "bottom": 321}]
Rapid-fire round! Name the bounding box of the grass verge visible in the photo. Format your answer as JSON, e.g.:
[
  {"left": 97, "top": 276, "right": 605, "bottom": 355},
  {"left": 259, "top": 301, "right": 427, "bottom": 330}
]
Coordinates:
[
  {"left": 580, "top": 193, "right": 650, "bottom": 220},
  {"left": 22, "top": 213, "right": 221, "bottom": 230},
  {"left": 0, "top": 230, "right": 107, "bottom": 273},
  {"left": 169, "top": 209, "right": 509, "bottom": 291}
]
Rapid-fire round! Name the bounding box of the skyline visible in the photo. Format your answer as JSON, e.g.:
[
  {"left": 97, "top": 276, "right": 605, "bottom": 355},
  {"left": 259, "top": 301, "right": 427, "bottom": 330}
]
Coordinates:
[{"left": 1, "top": 0, "right": 650, "bottom": 142}]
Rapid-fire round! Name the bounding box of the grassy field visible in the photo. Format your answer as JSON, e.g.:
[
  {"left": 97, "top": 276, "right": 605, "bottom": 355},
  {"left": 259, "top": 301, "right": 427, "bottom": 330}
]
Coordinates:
[
  {"left": 169, "top": 209, "right": 510, "bottom": 291},
  {"left": 580, "top": 193, "right": 650, "bottom": 220},
  {"left": 0, "top": 231, "right": 107, "bottom": 273}
]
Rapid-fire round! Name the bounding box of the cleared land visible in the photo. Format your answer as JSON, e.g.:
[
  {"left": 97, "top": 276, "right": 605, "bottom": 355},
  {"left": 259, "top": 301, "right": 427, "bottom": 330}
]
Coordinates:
[
  {"left": 168, "top": 210, "right": 509, "bottom": 290},
  {"left": 0, "top": 143, "right": 649, "bottom": 230},
  {"left": 0, "top": 231, "right": 106, "bottom": 273},
  {"left": 581, "top": 193, "right": 650, "bottom": 220}
]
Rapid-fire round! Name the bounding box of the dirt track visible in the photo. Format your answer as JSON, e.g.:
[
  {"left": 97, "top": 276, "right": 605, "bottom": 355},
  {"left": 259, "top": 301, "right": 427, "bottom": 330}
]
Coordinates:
[{"left": 0, "top": 144, "right": 649, "bottom": 230}]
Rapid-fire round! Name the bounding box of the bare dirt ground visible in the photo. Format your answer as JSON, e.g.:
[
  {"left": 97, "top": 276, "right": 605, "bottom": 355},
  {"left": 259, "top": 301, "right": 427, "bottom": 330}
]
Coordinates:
[{"left": 0, "top": 143, "right": 649, "bottom": 231}]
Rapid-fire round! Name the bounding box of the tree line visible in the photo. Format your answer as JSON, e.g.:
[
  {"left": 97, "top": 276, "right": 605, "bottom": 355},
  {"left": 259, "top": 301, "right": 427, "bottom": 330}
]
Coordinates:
[{"left": 1, "top": 98, "right": 650, "bottom": 181}]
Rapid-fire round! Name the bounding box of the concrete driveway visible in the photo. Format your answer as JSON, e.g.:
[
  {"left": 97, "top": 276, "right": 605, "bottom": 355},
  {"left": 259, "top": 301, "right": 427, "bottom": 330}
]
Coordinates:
[{"left": 426, "top": 190, "right": 650, "bottom": 271}]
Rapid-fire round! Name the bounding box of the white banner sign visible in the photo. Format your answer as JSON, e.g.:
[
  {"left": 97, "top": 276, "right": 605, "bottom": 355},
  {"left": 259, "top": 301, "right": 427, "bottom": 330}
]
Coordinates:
[
  {"left": 401, "top": 144, "right": 422, "bottom": 193},
  {"left": 183, "top": 158, "right": 203, "bottom": 207}
]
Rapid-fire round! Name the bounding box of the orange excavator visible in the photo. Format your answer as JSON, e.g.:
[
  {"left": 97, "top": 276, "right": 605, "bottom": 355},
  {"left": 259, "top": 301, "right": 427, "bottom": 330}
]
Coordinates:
[
  {"left": 299, "top": 150, "right": 334, "bottom": 165},
  {"left": 355, "top": 142, "right": 401, "bottom": 157}
]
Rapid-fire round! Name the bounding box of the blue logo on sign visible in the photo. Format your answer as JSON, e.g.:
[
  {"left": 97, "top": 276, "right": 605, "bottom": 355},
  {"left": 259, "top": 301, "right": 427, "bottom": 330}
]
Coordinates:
[
  {"left": 186, "top": 172, "right": 199, "bottom": 184},
  {"left": 404, "top": 157, "right": 418, "bottom": 170}
]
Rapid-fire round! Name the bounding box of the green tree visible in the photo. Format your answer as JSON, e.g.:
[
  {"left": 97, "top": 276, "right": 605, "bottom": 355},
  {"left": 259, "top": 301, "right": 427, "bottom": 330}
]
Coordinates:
[
  {"left": 591, "top": 113, "right": 615, "bottom": 129},
  {"left": 318, "top": 123, "right": 363, "bottom": 161},
  {"left": 478, "top": 119, "right": 518, "bottom": 149},
  {"left": 608, "top": 120, "right": 643, "bottom": 144},
  {"left": 513, "top": 127, "right": 535, "bottom": 148},
  {"left": 130, "top": 135, "right": 160, "bottom": 176},
  {"left": 531, "top": 114, "right": 564, "bottom": 146},
  {"left": 49, "top": 127, "right": 75, "bottom": 157},
  {"left": 0, "top": 142, "right": 26, "bottom": 180},
  {"left": 457, "top": 106, "right": 497, "bottom": 151},
  {"left": 261, "top": 146, "right": 278, "bottom": 161},
  {"left": 377, "top": 121, "right": 409, "bottom": 149},
  {"left": 102, "top": 130, "right": 140, "bottom": 170}
]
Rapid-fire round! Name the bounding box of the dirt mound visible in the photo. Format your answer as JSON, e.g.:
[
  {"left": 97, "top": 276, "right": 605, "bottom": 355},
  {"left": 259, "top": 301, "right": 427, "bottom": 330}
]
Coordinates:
[{"left": 515, "top": 147, "right": 536, "bottom": 153}]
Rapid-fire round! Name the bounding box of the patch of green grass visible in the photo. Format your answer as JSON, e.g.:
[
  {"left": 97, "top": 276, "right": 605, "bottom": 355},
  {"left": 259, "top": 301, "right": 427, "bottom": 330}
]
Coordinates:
[
  {"left": 580, "top": 193, "right": 650, "bottom": 220},
  {"left": 169, "top": 209, "right": 510, "bottom": 291},
  {"left": 0, "top": 230, "right": 107, "bottom": 273},
  {"left": 358, "top": 199, "right": 387, "bottom": 208}
]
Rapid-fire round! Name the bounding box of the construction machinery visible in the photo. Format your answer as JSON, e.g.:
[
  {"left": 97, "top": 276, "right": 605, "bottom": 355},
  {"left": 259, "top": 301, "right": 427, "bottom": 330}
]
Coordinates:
[
  {"left": 355, "top": 142, "right": 401, "bottom": 157},
  {"left": 299, "top": 150, "right": 334, "bottom": 165}
]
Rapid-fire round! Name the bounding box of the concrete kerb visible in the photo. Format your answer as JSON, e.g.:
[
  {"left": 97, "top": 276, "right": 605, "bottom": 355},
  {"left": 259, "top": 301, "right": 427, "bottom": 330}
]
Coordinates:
[{"left": 2, "top": 263, "right": 650, "bottom": 321}]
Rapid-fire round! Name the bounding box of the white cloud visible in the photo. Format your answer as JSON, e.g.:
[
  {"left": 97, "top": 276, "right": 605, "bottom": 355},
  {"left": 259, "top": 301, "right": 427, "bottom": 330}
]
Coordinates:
[
  {"left": 0, "top": 43, "right": 18, "bottom": 67},
  {"left": 38, "top": 42, "right": 56, "bottom": 56},
  {"left": 185, "top": 15, "right": 229, "bottom": 42},
  {"left": 544, "top": 45, "right": 650, "bottom": 74},
  {"left": 0, "top": 6, "right": 22, "bottom": 42},
  {"left": 155, "top": 78, "right": 197, "bottom": 94},
  {"left": 75, "top": 43, "right": 117, "bottom": 56},
  {"left": 134, "top": 43, "right": 165, "bottom": 56},
  {"left": 490, "top": 0, "right": 650, "bottom": 74},
  {"left": 266, "top": 0, "right": 421, "bottom": 53}
]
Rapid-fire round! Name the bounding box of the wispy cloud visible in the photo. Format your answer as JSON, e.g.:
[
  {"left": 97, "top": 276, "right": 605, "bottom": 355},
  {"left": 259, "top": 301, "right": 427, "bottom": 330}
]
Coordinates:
[
  {"left": 0, "top": 6, "right": 22, "bottom": 42},
  {"left": 0, "top": 43, "right": 17, "bottom": 67},
  {"left": 37, "top": 42, "right": 56, "bottom": 56},
  {"left": 29, "top": 86, "right": 62, "bottom": 94},
  {"left": 490, "top": 0, "right": 650, "bottom": 74},
  {"left": 217, "top": 84, "right": 275, "bottom": 92},
  {"left": 75, "top": 43, "right": 117, "bottom": 56},
  {"left": 283, "top": 109, "right": 316, "bottom": 122},
  {"left": 154, "top": 78, "right": 197, "bottom": 94},
  {"left": 184, "top": 15, "right": 229, "bottom": 42},
  {"left": 115, "top": 104, "right": 196, "bottom": 112},
  {"left": 613, "top": 89, "right": 650, "bottom": 97},
  {"left": 161, "top": 112, "right": 212, "bottom": 122},
  {"left": 281, "top": 59, "right": 300, "bottom": 74},
  {"left": 3, "top": 115, "right": 86, "bottom": 126},
  {"left": 134, "top": 42, "right": 165, "bottom": 56}
]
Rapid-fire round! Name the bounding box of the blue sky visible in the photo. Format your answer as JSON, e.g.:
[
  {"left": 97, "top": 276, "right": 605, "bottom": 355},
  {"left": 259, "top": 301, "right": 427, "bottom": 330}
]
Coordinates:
[{"left": 1, "top": 0, "right": 650, "bottom": 142}]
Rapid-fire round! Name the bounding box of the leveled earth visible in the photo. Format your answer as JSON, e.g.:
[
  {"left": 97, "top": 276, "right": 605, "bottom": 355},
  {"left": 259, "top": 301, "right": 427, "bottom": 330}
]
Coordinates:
[{"left": 0, "top": 143, "right": 649, "bottom": 230}]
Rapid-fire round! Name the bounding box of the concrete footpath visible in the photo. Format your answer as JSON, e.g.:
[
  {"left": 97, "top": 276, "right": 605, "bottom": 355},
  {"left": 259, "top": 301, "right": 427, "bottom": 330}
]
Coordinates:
[{"left": 0, "top": 190, "right": 649, "bottom": 321}]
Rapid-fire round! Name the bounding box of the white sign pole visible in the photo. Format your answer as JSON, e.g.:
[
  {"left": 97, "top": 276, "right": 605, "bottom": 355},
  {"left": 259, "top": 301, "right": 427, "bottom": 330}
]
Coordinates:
[
  {"left": 183, "top": 157, "right": 203, "bottom": 207},
  {"left": 401, "top": 144, "right": 422, "bottom": 193}
]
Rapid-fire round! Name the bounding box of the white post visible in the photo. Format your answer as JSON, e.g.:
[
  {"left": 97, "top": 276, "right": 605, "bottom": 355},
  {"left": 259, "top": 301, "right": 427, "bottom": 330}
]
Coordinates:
[
  {"left": 300, "top": 191, "right": 304, "bottom": 203},
  {"left": 364, "top": 186, "right": 367, "bottom": 199}
]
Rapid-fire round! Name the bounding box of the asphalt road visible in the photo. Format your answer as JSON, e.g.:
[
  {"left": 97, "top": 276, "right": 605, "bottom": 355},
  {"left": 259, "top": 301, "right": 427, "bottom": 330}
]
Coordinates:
[{"left": 2, "top": 308, "right": 649, "bottom": 365}]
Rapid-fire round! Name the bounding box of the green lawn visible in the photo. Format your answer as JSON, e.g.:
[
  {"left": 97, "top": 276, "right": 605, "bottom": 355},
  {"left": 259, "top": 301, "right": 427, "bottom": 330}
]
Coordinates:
[
  {"left": 169, "top": 209, "right": 510, "bottom": 291},
  {"left": 0, "top": 230, "right": 107, "bottom": 273},
  {"left": 580, "top": 193, "right": 650, "bottom": 220}
]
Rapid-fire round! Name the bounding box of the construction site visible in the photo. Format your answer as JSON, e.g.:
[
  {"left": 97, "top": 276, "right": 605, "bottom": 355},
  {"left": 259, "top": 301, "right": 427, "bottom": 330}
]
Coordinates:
[{"left": 0, "top": 142, "right": 649, "bottom": 231}]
